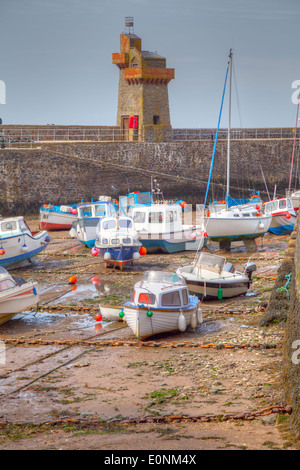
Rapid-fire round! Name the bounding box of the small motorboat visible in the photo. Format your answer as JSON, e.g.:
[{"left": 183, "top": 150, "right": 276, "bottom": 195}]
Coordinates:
[
  {"left": 122, "top": 271, "right": 202, "bottom": 340},
  {"left": 94, "top": 215, "right": 142, "bottom": 270},
  {"left": 263, "top": 197, "right": 297, "bottom": 235},
  {"left": 176, "top": 251, "right": 256, "bottom": 300},
  {"left": 0, "top": 267, "right": 39, "bottom": 325},
  {"left": 40, "top": 203, "right": 78, "bottom": 230},
  {"left": 128, "top": 204, "right": 206, "bottom": 253},
  {"left": 69, "top": 197, "right": 117, "bottom": 248},
  {"left": 0, "top": 216, "right": 50, "bottom": 269}
]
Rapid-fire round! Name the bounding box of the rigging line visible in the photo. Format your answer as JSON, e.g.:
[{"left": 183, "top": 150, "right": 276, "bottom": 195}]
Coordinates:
[
  {"left": 232, "top": 59, "right": 243, "bottom": 129},
  {"left": 204, "top": 62, "right": 229, "bottom": 206}
]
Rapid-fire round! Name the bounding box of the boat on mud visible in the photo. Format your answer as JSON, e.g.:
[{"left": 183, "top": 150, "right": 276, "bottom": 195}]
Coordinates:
[
  {"left": 69, "top": 197, "right": 117, "bottom": 248},
  {"left": 0, "top": 216, "right": 50, "bottom": 269},
  {"left": 122, "top": 271, "right": 202, "bottom": 340},
  {"left": 263, "top": 197, "right": 297, "bottom": 235},
  {"left": 40, "top": 203, "right": 78, "bottom": 230},
  {"left": 176, "top": 251, "right": 256, "bottom": 300},
  {"left": 94, "top": 215, "right": 142, "bottom": 270},
  {"left": 0, "top": 266, "right": 39, "bottom": 325}
]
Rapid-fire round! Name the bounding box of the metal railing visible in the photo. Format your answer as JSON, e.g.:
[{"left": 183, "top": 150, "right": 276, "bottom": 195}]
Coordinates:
[
  {"left": 172, "top": 128, "right": 296, "bottom": 140},
  {"left": 0, "top": 126, "right": 297, "bottom": 149},
  {"left": 0, "top": 127, "right": 140, "bottom": 148}
]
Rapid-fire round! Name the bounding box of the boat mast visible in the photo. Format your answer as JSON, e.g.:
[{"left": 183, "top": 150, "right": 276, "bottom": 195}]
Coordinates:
[
  {"left": 226, "top": 49, "right": 233, "bottom": 209},
  {"left": 288, "top": 94, "right": 300, "bottom": 192}
]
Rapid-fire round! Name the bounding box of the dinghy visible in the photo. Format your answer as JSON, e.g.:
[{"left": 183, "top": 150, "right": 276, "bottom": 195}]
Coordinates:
[
  {"left": 94, "top": 215, "right": 142, "bottom": 269},
  {"left": 0, "top": 216, "right": 50, "bottom": 269},
  {"left": 176, "top": 251, "right": 256, "bottom": 300},
  {"left": 122, "top": 271, "right": 202, "bottom": 340},
  {"left": 0, "top": 267, "right": 39, "bottom": 325}
]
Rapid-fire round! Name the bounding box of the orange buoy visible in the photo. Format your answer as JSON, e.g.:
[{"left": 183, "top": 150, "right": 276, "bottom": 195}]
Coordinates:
[
  {"left": 69, "top": 276, "right": 77, "bottom": 284},
  {"left": 139, "top": 246, "right": 147, "bottom": 256}
]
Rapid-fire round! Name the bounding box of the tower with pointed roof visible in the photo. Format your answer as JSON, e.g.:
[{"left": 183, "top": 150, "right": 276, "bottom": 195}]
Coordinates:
[{"left": 112, "top": 18, "right": 175, "bottom": 142}]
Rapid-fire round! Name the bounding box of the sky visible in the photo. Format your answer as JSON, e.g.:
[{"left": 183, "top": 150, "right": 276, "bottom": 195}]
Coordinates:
[{"left": 0, "top": 0, "right": 299, "bottom": 128}]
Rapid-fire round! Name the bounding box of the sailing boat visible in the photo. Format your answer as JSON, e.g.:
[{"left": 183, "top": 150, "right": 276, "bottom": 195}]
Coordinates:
[{"left": 204, "top": 50, "right": 272, "bottom": 251}]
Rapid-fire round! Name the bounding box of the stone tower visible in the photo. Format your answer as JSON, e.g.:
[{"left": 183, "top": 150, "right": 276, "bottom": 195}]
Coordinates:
[{"left": 112, "top": 18, "right": 175, "bottom": 142}]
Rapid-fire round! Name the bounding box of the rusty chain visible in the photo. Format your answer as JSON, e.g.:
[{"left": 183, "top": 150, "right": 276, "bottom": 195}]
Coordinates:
[
  {"left": 2, "top": 336, "right": 278, "bottom": 349},
  {"left": 0, "top": 404, "right": 292, "bottom": 428}
]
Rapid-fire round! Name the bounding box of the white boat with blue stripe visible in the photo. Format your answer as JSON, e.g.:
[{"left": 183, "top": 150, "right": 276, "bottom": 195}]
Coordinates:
[{"left": 0, "top": 216, "right": 50, "bottom": 269}]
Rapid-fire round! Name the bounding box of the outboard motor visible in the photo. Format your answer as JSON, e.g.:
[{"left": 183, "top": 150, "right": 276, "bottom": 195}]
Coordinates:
[{"left": 244, "top": 262, "right": 256, "bottom": 281}]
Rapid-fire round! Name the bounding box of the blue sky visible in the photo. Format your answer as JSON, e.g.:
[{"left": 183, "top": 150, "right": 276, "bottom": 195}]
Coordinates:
[{"left": 0, "top": 0, "right": 299, "bottom": 128}]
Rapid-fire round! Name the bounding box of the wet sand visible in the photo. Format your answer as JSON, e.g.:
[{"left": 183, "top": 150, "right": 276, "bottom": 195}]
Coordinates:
[{"left": 0, "top": 219, "right": 296, "bottom": 450}]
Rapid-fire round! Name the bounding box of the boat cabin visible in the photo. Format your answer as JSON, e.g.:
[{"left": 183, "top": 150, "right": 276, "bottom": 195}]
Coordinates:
[
  {"left": 77, "top": 199, "right": 114, "bottom": 219},
  {"left": 128, "top": 204, "right": 183, "bottom": 234},
  {"left": 131, "top": 271, "right": 191, "bottom": 310},
  {"left": 263, "top": 197, "right": 294, "bottom": 215},
  {"left": 119, "top": 191, "right": 154, "bottom": 215},
  {"left": 96, "top": 216, "right": 139, "bottom": 246},
  {"left": 0, "top": 217, "right": 32, "bottom": 238}
]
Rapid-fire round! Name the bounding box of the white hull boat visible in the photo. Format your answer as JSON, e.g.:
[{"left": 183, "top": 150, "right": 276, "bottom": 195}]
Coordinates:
[
  {"left": 69, "top": 198, "right": 116, "bottom": 248},
  {"left": 177, "top": 252, "right": 256, "bottom": 300},
  {"left": 0, "top": 217, "right": 50, "bottom": 269},
  {"left": 129, "top": 204, "right": 206, "bottom": 253},
  {"left": 263, "top": 197, "right": 296, "bottom": 235},
  {"left": 40, "top": 204, "right": 78, "bottom": 230},
  {"left": 204, "top": 50, "right": 271, "bottom": 250},
  {"left": 0, "top": 267, "right": 39, "bottom": 325},
  {"left": 205, "top": 206, "right": 272, "bottom": 243},
  {"left": 123, "top": 271, "right": 202, "bottom": 340}
]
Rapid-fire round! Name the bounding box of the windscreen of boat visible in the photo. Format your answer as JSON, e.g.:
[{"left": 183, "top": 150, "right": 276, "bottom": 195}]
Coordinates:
[
  {"left": 195, "top": 252, "right": 225, "bottom": 273},
  {"left": 0, "top": 277, "right": 16, "bottom": 292},
  {"left": 264, "top": 201, "right": 278, "bottom": 213},
  {"left": 95, "top": 204, "right": 108, "bottom": 217},
  {"left": 119, "top": 218, "right": 133, "bottom": 229},
  {"left": 142, "top": 271, "right": 186, "bottom": 285},
  {"left": 102, "top": 219, "right": 116, "bottom": 230},
  {"left": 136, "top": 193, "right": 152, "bottom": 204}
]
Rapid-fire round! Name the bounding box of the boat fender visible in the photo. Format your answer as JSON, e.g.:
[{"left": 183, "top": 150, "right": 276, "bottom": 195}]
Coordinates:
[
  {"left": 104, "top": 251, "right": 111, "bottom": 260},
  {"left": 191, "top": 312, "right": 197, "bottom": 329},
  {"left": 178, "top": 312, "right": 187, "bottom": 332},
  {"left": 133, "top": 251, "right": 141, "bottom": 260},
  {"left": 33, "top": 287, "right": 37, "bottom": 295},
  {"left": 69, "top": 227, "right": 76, "bottom": 239},
  {"left": 0, "top": 249, "right": 5, "bottom": 255},
  {"left": 286, "top": 213, "right": 291, "bottom": 219},
  {"left": 21, "top": 244, "right": 29, "bottom": 252},
  {"left": 197, "top": 306, "right": 203, "bottom": 324},
  {"left": 258, "top": 222, "right": 265, "bottom": 230}
]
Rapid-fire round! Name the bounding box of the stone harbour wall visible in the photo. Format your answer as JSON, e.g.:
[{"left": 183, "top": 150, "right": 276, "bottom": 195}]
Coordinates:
[{"left": 0, "top": 137, "right": 298, "bottom": 215}]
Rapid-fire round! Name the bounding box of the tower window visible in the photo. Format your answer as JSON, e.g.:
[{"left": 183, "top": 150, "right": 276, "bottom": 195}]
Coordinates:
[{"left": 153, "top": 115, "right": 160, "bottom": 125}]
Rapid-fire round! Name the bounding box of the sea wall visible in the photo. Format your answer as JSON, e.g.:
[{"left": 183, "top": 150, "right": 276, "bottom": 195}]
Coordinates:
[
  {"left": 282, "top": 216, "right": 300, "bottom": 440},
  {"left": 0, "top": 137, "right": 298, "bottom": 215}
]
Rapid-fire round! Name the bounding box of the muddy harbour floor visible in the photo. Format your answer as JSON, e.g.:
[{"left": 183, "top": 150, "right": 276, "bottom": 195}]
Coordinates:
[{"left": 0, "top": 218, "right": 297, "bottom": 450}]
